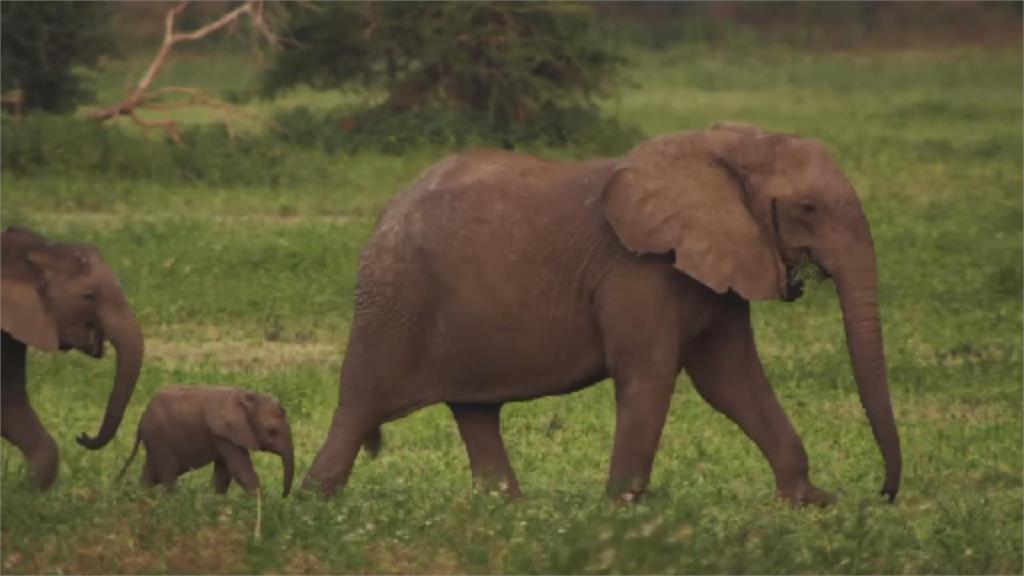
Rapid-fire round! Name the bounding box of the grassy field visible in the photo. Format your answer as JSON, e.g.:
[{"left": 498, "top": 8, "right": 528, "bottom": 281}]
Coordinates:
[{"left": 1, "top": 42, "right": 1021, "bottom": 574}]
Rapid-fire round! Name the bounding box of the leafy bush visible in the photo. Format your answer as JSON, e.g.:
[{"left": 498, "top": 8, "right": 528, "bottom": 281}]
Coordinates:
[
  {"left": 270, "top": 103, "right": 643, "bottom": 155},
  {"left": 0, "top": 115, "right": 293, "bottom": 187},
  {"left": 0, "top": 108, "right": 642, "bottom": 188},
  {"left": 0, "top": 2, "right": 117, "bottom": 112},
  {"left": 262, "top": 2, "right": 631, "bottom": 147}
]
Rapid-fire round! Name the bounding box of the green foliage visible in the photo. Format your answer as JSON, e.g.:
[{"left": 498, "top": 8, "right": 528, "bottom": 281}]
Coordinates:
[
  {"left": 0, "top": 1, "right": 117, "bottom": 113},
  {"left": 0, "top": 105, "right": 641, "bottom": 182},
  {"left": 1, "top": 45, "right": 1022, "bottom": 573},
  {"left": 262, "top": 2, "right": 628, "bottom": 147},
  {"left": 1, "top": 116, "right": 294, "bottom": 188},
  {"left": 598, "top": 2, "right": 1022, "bottom": 51},
  {"left": 270, "top": 103, "right": 643, "bottom": 155}
]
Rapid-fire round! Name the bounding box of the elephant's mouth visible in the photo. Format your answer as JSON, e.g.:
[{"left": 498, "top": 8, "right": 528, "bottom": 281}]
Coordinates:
[
  {"left": 782, "top": 267, "right": 804, "bottom": 302},
  {"left": 59, "top": 327, "right": 105, "bottom": 358},
  {"left": 781, "top": 252, "right": 830, "bottom": 302},
  {"left": 87, "top": 339, "right": 106, "bottom": 359},
  {"left": 80, "top": 331, "right": 106, "bottom": 358}
]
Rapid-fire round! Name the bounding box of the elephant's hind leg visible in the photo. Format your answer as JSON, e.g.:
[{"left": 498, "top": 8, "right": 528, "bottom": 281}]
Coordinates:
[
  {"left": 302, "top": 405, "right": 379, "bottom": 496},
  {"left": 146, "top": 438, "right": 180, "bottom": 491},
  {"left": 682, "top": 300, "right": 831, "bottom": 506},
  {"left": 449, "top": 402, "right": 522, "bottom": 498}
]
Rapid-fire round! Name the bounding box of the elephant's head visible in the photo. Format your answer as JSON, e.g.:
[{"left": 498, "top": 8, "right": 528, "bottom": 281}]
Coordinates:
[
  {"left": 208, "top": 391, "right": 295, "bottom": 496},
  {"left": 601, "top": 124, "right": 901, "bottom": 500},
  {"left": 1, "top": 226, "right": 145, "bottom": 451}
]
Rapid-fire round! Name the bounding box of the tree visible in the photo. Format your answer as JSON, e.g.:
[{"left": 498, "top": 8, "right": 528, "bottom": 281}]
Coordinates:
[
  {"left": 262, "top": 2, "right": 625, "bottom": 140},
  {"left": 1, "top": 1, "right": 117, "bottom": 113},
  {"left": 89, "top": 0, "right": 284, "bottom": 144}
]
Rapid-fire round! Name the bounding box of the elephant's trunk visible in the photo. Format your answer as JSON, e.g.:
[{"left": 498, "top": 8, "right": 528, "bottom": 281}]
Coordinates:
[
  {"left": 830, "top": 241, "right": 902, "bottom": 501},
  {"left": 280, "top": 432, "right": 295, "bottom": 497},
  {"left": 77, "top": 304, "right": 144, "bottom": 450}
]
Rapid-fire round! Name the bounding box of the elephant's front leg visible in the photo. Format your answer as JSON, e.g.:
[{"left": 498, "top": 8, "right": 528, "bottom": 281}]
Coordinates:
[
  {"left": 212, "top": 458, "right": 232, "bottom": 494},
  {"left": 682, "top": 299, "right": 832, "bottom": 506},
  {"left": 216, "top": 441, "right": 260, "bottom": 494},
  {"left": 140, "top": 453, "right": 158, "bottom": 488},
  {"left": 1, "top": 335, "right": 59, "bottom": 490},
  {"left": 606, "top": 368, "right": 677, "bottom": 501},
  {"left": 448, "top": 402, "right": 522, "bottom": 498}
]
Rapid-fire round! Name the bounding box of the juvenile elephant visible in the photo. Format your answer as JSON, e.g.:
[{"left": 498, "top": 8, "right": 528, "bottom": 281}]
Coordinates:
[
  {"left": 303, "top": 124, "right": 901, "bottom": 505},
  {"left": 1, "top": 226, "right": 144, "bottom": 489},
  {"left": 117, "top": 386, "right": 295, "bottom": 496}
]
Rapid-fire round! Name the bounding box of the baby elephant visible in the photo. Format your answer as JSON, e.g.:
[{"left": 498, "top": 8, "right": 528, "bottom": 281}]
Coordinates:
[{"left": 117, "top": 386, "right": 294, "bottom": 496}]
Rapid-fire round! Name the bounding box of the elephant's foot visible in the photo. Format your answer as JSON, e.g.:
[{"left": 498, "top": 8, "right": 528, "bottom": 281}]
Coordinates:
[
  {"left": 471, "top": 477, "right": 523, "bottom": 500},
  {"left": 27, "top": 435, "right": 59, "bottom": 490},
  {"left": 302, "top": 416, "right": 371, "bottom": 498},
  {"left": 615, "top": 490, "right": 644, "bottom": 504},
  {"left": 607, "top": 477, "right": 648, "bottom": 504},
  {"left": 300, "top": 472, "right": 344, "bottom": 498},
  {"left": 776, "top": 482, "right": 834, "bottom": 507}
]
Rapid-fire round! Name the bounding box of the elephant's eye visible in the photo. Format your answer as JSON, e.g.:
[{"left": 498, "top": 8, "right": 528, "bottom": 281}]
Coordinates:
[
  {"left": 800, "top": 202, "right": 816, "bottom": 214},
  {"left": 268, "top": 427, "right": 278, "bottom": 436},
  {"left": 82, "top": 291, "right": 97, "bottom": 301}
]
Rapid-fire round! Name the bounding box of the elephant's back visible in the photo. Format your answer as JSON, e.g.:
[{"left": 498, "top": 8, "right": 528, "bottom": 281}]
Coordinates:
[
  {"left": 372, "top": 151, "right": 565, "bottom": 249},
  {"left": 368, "top": 150, "right": 613, "bottom": 264}
]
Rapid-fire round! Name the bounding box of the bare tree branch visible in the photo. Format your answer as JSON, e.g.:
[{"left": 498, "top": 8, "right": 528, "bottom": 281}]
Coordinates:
[
  {"left": 1, "top": 89, "right": 24, "bottom": 124},
  {"left": 89, "top": 0, "right": 281, "bottom": 144},
  {"left": 143, "top": 86, "right": 283, "bottom": 133},
  {"left": 170, "top": 1, "right": 256, "bottom": 44},
  {"left": 128, "top": 111, "right": 182, "bottom": 145}
]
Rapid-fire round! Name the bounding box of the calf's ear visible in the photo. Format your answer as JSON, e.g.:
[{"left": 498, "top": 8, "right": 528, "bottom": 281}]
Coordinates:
[
  {"left": 206, "top": 394, "right": 260, "bottom": 451},
  {"left": 2, "top": 244, "right": 60, "bottom": 350}
]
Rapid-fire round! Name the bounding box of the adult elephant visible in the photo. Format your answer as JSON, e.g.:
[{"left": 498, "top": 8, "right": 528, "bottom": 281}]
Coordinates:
[
  {"left": 1, "top": 226, "right": 144, "bottom": 489},
  {"left": 303, "top": 123, "right": 901, "bottom": 505}
]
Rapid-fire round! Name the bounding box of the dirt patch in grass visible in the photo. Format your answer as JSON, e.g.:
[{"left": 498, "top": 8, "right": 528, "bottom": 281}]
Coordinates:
[
  {"left": 2, "top": 522, "right": 247, "bottom": 574},
  {"left": 284, "top": 550, "right": 327, "bottom": 574},
  {"left": 820, "top": 395, "right": 1015, "bottom": 424},
  {"left": 162, "top": 524, "right": 248, "bottom": 573},
  {"left": 760, "top": 332, "right": 1016, "bottom": 367},
  {"left": 39, "top": 211, "right": 360, "bottom": 228},
  {"left": 147, "top": 337, "right": 340, "bottom": 373},
  {"left": 1, "top": 537, "right": 59, "bottom": 574},
  {"left": 364, "top": 540, "right": 462, "bottom": 574}
]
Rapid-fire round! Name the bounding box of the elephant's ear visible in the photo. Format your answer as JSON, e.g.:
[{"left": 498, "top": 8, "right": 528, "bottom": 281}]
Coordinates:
[
  {"left": 1, "top": 246, "right": 59, "bottom": 351},
  {"left": 206, "top": 392, "right": 260, "bottom": 451},
  {"left": 601, "top": 130, "right": 786, "bottom": 300}
]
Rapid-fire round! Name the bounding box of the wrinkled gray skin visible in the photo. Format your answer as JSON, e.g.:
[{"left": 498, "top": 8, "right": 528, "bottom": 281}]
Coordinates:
[
  {"left": 1, "top": 226, "right": 144, "bottom": 490},
  {"left": 304, "top": 123, "right": 901, "bottom": 505},
  {"left": 117, "top": 386, "right": 294, "bottom": 497}
]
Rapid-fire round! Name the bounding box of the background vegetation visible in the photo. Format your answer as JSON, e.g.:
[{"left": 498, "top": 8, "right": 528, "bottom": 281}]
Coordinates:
[
  {"left": 1, "top": 2, "right": 1021, "bottom": 573},
  {"left": 0, "top": 1, "right": 117, "bottom": 112},
  {"left": 261, "top": 2, "right": 629, "bottom": 149}
]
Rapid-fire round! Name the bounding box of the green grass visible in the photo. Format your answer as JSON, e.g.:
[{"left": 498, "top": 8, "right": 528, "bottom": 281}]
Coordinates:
[{"left": 2, "top": 44, "right": 1021, "bottom": 574}]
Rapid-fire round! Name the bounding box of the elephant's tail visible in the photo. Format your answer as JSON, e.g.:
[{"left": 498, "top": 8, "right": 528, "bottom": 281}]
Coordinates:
[
  {"left": 363, "top": 426, "right": 383, "bottom": 458},
  {"left": 115, "top": 431, "right": 142, "bottom": 482}
]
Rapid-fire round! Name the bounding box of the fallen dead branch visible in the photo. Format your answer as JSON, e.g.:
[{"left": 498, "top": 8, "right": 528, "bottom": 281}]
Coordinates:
[
  {"left": 89, "top": 0, "right": 280, "bottom": 144},
  {"left": 1, "top": 89, "right": 24, "bottom": 123}
]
